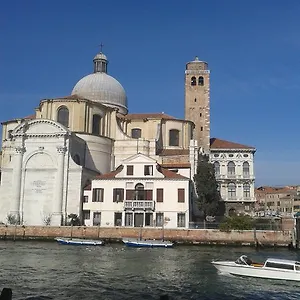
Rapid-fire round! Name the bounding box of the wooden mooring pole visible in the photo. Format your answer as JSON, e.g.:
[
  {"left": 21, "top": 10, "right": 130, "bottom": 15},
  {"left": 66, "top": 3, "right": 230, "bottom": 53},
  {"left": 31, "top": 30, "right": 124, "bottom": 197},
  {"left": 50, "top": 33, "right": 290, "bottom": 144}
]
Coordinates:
[{"left": 0, "top": 288, "right": 12, "bottom": 300}]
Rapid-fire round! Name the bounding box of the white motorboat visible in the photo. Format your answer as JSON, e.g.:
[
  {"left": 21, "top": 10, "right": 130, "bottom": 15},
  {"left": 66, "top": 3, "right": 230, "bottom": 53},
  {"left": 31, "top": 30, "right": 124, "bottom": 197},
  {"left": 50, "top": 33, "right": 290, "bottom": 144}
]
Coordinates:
[{"left": 212, "top": 255, "right": 300, "bottom": 281}]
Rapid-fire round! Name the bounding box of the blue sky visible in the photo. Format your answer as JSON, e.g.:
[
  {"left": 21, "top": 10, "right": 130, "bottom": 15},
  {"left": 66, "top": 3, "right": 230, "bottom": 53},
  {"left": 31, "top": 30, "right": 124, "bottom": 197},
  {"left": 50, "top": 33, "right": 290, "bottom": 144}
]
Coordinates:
[{"left": 1, "top": 0, "right": 300, "bottom": 186}]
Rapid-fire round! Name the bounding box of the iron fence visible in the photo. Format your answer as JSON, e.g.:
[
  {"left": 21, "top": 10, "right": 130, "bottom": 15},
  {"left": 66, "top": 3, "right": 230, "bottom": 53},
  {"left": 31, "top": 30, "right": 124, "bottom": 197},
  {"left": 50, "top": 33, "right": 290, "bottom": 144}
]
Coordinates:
[{"left": 189, "top": 218, "right": 284, "bottom": 231}]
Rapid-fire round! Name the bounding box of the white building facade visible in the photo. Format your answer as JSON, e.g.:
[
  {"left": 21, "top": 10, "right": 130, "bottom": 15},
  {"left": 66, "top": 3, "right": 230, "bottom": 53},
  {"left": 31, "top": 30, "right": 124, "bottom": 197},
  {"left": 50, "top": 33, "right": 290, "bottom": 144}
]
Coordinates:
[
  {"left": 83, "top": 153, "right": 190, "bottom": 229},
  {"left": 210, "top": 138, "right": 256, "bottom": 215}
]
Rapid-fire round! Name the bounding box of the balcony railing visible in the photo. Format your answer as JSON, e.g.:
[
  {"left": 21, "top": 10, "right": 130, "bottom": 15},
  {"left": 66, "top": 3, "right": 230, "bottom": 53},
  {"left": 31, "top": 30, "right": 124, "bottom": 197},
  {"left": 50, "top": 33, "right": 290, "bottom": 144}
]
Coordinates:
[
  {"left": 215, "top": 174, "right": 255, "bottom": 180},
  {"left": 222, "top": 197, "right": 256, "bottom": 202},
  {"left": 124, "top": 200, "right": 155, "bottom": 211}
]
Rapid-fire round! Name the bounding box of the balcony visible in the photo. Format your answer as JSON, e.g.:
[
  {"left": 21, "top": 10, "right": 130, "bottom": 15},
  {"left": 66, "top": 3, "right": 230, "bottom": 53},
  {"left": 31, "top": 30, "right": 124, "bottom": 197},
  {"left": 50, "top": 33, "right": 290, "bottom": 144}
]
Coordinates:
[
  {"left": 124, "top": 200, "right": 155, "bottom": 211},
  {"left": 222, "top": 197, "right": 256, "bottom": 203}
]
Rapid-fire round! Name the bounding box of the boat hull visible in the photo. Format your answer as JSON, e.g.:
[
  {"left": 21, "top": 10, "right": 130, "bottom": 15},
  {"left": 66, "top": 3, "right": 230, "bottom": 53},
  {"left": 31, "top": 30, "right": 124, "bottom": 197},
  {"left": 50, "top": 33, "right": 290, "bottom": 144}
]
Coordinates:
[
  {"left": 212, "top": 261, "right": 300, "bottom": 282},
  {"left": 55, "top": 237, "right": 104, "bottom": 246},
  {"left": 122, "top": 238, "right": 173, "bottom": 248}
]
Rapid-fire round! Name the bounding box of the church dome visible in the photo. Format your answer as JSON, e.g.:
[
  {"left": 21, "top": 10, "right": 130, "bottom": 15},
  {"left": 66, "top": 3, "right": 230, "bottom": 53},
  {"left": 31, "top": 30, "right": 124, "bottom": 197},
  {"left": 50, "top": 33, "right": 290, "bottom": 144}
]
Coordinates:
[{"left": 71, "top": 52, "right": 128, "bottom": 115}]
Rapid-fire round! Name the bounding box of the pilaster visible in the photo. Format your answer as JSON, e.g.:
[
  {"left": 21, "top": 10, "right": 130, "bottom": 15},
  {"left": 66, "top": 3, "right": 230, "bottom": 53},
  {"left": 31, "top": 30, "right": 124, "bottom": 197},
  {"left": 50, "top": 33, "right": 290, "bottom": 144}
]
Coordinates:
[
  {"left": 10, "top": 146, "right": 26, "bottom": 222},
  {"left": 52, "top": 146, "right": 67, "bottom": 225}
]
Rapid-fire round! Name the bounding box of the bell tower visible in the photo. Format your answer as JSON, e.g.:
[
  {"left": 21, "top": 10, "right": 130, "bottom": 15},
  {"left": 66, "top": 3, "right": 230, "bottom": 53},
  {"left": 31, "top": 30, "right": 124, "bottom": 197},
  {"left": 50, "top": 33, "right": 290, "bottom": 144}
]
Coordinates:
[{"left": 184, "top": 57, "right": 210, "bottom": 152}]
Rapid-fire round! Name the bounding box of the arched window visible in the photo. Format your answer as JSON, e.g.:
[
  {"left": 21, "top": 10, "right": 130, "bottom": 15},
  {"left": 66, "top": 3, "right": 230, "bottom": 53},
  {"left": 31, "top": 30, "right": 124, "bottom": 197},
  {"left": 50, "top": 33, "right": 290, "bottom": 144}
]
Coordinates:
[
  {"left": 227, "top": 161, "right": 235, "bottom": 176},
  {"left": 214, "top": 162, "right": 220, "bottom": 176},
  {"left": 191, "top": 77, "right": 196, "bottom": 86},
  {"left": 243, "top": 162, "right": 250, "bottom": 177},
  {"left": 169, "top": 129, "right": 179, "bottom": 146},
  {"left": 228, "top": 183, "right": 236, "bottom": 198},
  {"left": 131, "top": 128, "right": 142, "bottom": 139},
  {"left": 198, "top": 76, "right": 204, "bottom": 86},
  {"left": 135, "top": 183, "right": 144, "bottom": 200},
  {"left": 57, "top": 106, "right": 69, "bottom": 127},
  {"left": 228, "top": 208, "right": 236, "bottom": 216},
  {"left": 92, "top": 114, "right": 101, "bottom": 135},
  {"left": 243, "top": 183, "right": 250, "bottom": 198}
]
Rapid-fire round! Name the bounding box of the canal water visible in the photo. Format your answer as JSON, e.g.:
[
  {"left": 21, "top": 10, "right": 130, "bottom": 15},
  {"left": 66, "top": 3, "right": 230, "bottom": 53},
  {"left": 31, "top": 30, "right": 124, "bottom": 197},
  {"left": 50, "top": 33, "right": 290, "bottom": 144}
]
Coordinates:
[{"left": 0, "top": 241, "right": 300, "bottom": 300}]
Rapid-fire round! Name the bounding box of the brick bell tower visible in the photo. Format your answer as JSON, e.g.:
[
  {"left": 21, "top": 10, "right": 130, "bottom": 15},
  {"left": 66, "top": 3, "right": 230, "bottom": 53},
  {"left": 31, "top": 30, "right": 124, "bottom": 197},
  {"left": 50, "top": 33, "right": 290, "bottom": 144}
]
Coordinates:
[{"left": 184, "top": 56, "right": 210, "bottom": 153}]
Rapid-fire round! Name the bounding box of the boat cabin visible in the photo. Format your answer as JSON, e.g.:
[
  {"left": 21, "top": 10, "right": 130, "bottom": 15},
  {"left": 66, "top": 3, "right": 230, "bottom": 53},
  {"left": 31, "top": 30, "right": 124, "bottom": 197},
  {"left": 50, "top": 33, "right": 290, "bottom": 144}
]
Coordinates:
[
  {"left": 235, "top": 255, "right": 300, "bottom": 271},
  {"left": 264, "top": 258, "right": 300, "bottom": 271}
]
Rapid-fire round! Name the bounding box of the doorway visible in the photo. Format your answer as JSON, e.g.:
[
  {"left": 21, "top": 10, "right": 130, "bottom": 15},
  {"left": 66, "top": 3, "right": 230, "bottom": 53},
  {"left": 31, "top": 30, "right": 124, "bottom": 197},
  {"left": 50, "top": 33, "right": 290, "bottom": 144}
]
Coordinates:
[{"left": 134, "top": 213, "right": 144, "bottom": 227}]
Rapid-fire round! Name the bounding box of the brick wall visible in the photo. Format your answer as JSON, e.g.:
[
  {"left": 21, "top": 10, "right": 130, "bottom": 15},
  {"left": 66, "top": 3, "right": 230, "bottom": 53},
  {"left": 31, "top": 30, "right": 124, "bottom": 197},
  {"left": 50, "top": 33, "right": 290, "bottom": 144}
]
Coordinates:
[{"left": 0, "top": 225, "right": 292, "bottom": 246}]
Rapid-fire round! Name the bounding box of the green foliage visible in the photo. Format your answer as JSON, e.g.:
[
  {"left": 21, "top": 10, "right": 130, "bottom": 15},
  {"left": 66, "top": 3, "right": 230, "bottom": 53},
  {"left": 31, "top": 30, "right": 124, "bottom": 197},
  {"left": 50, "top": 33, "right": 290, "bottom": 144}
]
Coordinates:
[
  {"left": 193, "top": 153, "right": 225, "bottom": 218},
  {"left": 67, "top": 213, "right": 81, "bottom": 226},
  {"left": 43, "top": 214, "right": 52, "bottom": 226},
  {"left": 219, "top": 215, "right": 254, "bottom": 231},
  {"left": 6, "top": 214, "right": 19, "bottom": 225}
]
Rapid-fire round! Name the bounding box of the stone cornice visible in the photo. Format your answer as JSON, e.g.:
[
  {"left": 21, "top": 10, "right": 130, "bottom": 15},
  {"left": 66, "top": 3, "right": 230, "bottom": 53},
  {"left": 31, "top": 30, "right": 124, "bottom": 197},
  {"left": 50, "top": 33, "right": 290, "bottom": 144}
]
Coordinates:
[
  {"left": 39, "top": 97, "right": 114, "bottom": 111},
  {"left": 12, "top": 119, "right": 70, "bottom": 139},
  {"left": 15, "top": 133, "right": 68, "bottom": 138}
]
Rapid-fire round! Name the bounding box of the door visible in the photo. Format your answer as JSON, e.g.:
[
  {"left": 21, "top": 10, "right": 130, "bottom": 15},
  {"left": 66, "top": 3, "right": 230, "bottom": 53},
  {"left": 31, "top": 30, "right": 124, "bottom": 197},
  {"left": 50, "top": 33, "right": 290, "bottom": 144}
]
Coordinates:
[{"left": 134, "top": 213, "right": 144, "bottom": 227}]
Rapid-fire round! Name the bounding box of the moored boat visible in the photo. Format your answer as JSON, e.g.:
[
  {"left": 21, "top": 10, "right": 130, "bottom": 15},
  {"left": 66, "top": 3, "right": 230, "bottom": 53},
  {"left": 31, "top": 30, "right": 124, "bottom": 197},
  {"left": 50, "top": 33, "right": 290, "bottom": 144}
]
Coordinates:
[
  {"left": 55, "top": 237, "right": 104, "bottom": 246},
  {"left": 212, "top": 255, "right": 300, "bottom": 281},
  {"left": 122, "top": 238, "right": 173, "bottom": 248}
]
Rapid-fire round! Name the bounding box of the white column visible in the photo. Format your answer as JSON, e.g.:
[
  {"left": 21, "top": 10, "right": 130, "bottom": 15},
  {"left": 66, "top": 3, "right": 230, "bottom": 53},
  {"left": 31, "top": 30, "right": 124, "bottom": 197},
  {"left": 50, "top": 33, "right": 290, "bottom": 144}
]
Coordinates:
[
  {"left": 104, "top": 113, "right": 108, "bottom": 136},
  {"left": 11, "top": 146, "right": 25, "bottom": 221},
  {"left": 52, "top": 146, "right": 66, "bottom": 225}
]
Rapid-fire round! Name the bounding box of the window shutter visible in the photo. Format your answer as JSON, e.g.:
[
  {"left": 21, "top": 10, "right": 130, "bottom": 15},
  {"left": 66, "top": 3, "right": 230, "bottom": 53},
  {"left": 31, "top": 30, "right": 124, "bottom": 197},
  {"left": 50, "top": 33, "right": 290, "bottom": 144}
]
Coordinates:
[
  {"left": 126, "top": 189, "right": 134, "bottom": 200},
  {"left": 127, "top": 165, "right": 134, "bottom": 175},
  {"left": 113, "top": 189, "right": 117, "bottom": 202},
  {"left": 120, "top": 189, "right": 124, "bottom": 202},
  {"left": 92, "top": 189, "right": 97, "bottom": 202},
  {"left": 146, "top": 190, "right": 153, "bottom": 200},
  {"left": 178, "top": 188, "right": 185, "bottom": 203},
  {"left": 156, "top": 189, "right": 163, "bottom": 202}
]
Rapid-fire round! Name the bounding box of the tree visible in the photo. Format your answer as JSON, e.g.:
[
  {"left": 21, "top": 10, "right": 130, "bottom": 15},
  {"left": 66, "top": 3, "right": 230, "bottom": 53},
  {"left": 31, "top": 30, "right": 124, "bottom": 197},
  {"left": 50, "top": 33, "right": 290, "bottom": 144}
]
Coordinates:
[
  {"left": 219, "top": 215, "right": 254, "bottom": 231},
  {"left": 6, "top": 213, "right": 19, "bottom": 225},
  {"left": 193, "top": 153, "right": 225, "bottom": 218},
  {"left": 67, "top": 214, "right": 81, "bottom": 226}
]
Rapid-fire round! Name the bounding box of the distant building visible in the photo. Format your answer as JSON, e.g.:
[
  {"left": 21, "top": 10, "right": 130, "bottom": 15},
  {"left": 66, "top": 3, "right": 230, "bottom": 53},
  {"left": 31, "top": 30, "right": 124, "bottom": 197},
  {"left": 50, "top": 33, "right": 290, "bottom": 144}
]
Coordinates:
[
  {"left": 255, "top": 186, "right": 300, "bottom": 217},
  {"left": 210, "top": 138, "right": 256, "bottom": 215}
]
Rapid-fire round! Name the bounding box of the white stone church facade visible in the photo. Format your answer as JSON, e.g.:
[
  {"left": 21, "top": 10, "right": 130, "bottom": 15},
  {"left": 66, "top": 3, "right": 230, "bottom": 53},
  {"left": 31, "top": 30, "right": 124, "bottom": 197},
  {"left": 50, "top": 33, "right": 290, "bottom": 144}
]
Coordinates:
[{"left": 0, "top": 50, "right": 256, "bottom": 227}]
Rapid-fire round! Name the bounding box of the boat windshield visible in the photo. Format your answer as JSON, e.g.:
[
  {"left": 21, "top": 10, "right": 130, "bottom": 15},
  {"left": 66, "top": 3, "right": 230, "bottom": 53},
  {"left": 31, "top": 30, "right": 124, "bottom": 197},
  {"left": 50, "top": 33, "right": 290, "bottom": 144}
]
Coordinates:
[{"left": 235, "top": 255, "right": 253, "bottom": 266}]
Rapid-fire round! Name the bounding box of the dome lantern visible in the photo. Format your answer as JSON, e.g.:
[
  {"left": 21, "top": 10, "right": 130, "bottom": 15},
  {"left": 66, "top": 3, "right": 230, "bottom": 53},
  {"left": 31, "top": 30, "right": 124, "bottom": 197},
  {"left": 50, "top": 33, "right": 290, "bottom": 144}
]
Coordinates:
[{"left": 93, "top": 52, "right": 108, "bottom": 73}]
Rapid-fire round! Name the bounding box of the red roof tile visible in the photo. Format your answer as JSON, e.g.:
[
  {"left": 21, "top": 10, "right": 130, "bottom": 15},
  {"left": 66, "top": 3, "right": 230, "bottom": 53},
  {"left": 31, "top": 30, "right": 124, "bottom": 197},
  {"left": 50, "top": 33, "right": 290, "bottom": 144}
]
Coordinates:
[
  {"left": 23, "top": 114, "right": 36, "bottom": 120},
  {"left": 93, "top": 164, "right": 188, "bottom": 180},
  {"left": 84, "top": 184, "right": 91, "bottom": 191},
  {"left": 122, "top": 113, "right": 176, "bottom": 120},
  {"left": 157, "top": 165, "right": 189, "bottom": 179},
  {"left": 94, "top": 165, "right": 124, "bottom": 179},
  {"left": 255, "top": 186, "right": 297, "bottom": 195},
  {"left": 210, "top": 138, "right": 255, "bottom": 150},
  {"left": 159, "top": 149, "right": 189, "bottom": 156}
]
